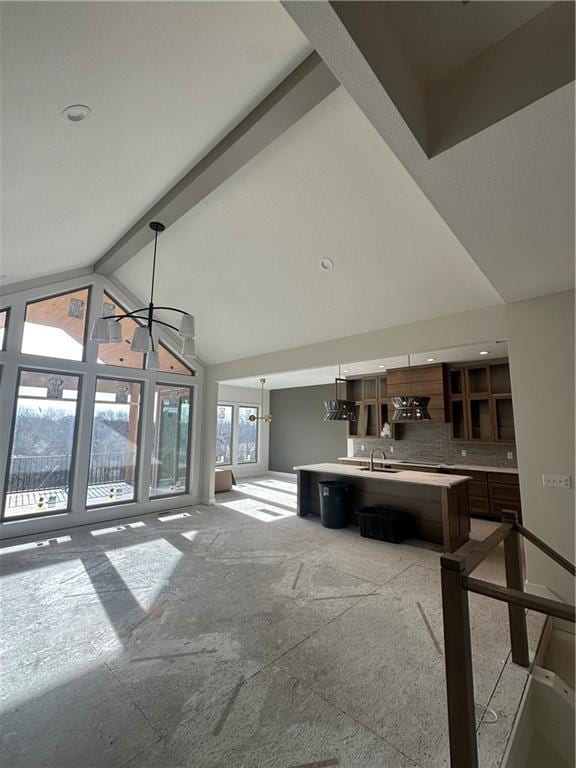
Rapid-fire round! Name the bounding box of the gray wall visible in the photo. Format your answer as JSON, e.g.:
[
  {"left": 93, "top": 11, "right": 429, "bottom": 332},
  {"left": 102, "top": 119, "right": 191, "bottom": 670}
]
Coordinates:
[{"left": 269, "top": 384, "right": 347, "bottom": 473}]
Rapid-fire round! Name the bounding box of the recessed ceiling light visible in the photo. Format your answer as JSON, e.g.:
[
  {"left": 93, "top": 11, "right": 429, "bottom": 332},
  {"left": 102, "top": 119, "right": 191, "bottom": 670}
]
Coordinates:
[
  {"left": 319, "top": 257, "right": 334, "bottom": 271},
  {"left": 343, "top": 369, "right": 349, "bottom": 373},
  {"left": 426, "top": 358, "right": 436, "bottom": 362},
  {"left": 378, "top": 365, "right": 386, "bottom": 369},
  {"left": 479, "top": 350, "right": 490, "bottom": 356},
  {"left": 62, "top": 104, "right": 91, "bottom": 122}
]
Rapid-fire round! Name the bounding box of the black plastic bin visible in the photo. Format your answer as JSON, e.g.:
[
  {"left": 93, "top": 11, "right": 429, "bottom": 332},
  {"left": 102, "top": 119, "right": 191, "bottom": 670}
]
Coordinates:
[
  {"left": 357, "top": 506, "right": 410, "bottom": 543},
  {"left": 318, "top": 480, "right": 350, "bottom": 528}
]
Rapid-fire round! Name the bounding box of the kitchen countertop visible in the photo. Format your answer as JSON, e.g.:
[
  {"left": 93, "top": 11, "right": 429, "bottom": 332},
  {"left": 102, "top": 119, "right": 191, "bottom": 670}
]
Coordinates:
[
  {"left": 337, "top": 457, "right": 519, "bottom": 475},
  {"left": 294, "top": 462, "right": 471, "bottom": 488}
]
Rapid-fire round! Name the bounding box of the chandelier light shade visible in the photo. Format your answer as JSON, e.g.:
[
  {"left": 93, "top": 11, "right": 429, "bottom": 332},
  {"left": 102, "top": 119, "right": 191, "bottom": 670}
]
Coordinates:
[
  {"left": 179, "top": 314, "right": 195, "bottom": 337},
  {"left": 108, "top": 320, "right": 123, "bottom": 343},
  {"left": 90, "top": 221, "right": 196, "bottom": 364},
  {"left": 145, "top": 350, "right": 160, "bottom": 371},
  {"left": 181, "top": 336, "right": 196, "bottom": 359},
  {"left": 91, "top": 317, "right": 114, "bottom": 342},
  {"left": 130, "top": 326, "right": 153, "bottom": 353}
]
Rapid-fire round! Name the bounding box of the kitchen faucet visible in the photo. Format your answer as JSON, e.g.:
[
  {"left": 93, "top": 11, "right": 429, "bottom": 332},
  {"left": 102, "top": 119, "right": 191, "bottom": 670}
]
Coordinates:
[{"left": 369, "top": 448, "right": 387, "bottom": 472}]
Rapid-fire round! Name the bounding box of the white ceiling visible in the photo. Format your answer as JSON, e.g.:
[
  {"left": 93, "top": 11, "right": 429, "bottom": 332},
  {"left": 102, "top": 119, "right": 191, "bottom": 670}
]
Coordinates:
[
  {"left": 118, "top": 86, "right": 502, "bottom": 365},
  {"left": 382, "top": 1, "right": 553, "bottom": 89},
  {"left": 224, "top": 341, "right": 509, "bottom": 390},
  {"left": 0, "top": 1, "right": 311, "bottom": 284}
]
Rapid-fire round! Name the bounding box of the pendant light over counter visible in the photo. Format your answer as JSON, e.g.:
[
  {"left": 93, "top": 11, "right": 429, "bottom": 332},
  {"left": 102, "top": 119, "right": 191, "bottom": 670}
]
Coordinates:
[
  {"left": 90, "top": 222, "right": 196, "bottom": 370},
  {"left": 391, "top": 354, "right": 431, "bottom": 422},
  {"left": 323, "top": 366, "right": 357, "bottom": 422}
]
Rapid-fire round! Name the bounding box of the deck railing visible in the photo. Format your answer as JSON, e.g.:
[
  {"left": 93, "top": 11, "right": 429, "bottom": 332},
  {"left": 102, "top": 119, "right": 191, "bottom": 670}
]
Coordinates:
[
  {"left": 7, "top": 452, "right": 135, "bottom": 493},
  {"left": 441, "top": 510, "right": 575, "bottom": 768}
]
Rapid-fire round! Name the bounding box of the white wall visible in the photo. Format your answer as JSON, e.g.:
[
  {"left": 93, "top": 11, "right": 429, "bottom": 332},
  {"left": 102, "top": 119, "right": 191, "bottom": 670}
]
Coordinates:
[
  {"left": 507, "top": 290, "right": 575, "bottom": 602},
  {"left": 217, "top": 383, "right": 270, "bottom": 479}
]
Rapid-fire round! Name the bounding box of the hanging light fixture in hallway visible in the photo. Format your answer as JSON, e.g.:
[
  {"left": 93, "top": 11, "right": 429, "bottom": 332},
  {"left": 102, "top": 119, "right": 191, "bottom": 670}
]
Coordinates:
[
  {"left": 90, "top": 222, "right": 196, "bottom": 370},
  {"left": 249, "top": 378, "right": 272, "bottom": 423}
]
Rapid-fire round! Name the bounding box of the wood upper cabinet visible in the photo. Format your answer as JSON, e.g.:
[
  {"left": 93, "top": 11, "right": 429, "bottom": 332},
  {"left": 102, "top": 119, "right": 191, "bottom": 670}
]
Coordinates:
[
  {"left": 346, "top": 374, "right": 394, "bottom": 438},
  {"left": 387, "top": 363, "right": 448, "bottom": 423},
  {"left": 447, "top": 360, "right": 515, "bottom": 443}
]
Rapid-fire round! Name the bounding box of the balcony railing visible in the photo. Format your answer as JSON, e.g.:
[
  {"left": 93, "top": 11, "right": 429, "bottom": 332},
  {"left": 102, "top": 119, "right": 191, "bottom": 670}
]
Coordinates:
[{"left": 7, "top": 452, "right": 136, "bottom": 493}]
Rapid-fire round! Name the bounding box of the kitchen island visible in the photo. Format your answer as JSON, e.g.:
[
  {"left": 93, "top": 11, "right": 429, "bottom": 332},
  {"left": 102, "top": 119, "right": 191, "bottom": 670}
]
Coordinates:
[{"left": 294, "top": 462, "right": 471, "bottom": 552}]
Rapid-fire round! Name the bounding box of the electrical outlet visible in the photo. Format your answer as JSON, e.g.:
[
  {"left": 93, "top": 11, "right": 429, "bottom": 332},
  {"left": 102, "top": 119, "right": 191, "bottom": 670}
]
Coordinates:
[
  {"left": 389, "top": 446, "right": 394, "bottom": 453},
  {"left": 542, "top": 474, "right": 572, "bottom": 489},
  {"left": 461, "top": 449, "right": 467, "bottom": 457},
  {"left": 507, "top": 452, "right": 514, "bottom": 460},
  {"left": 360, "top": 444, "right": 365, "bottom": 452}
]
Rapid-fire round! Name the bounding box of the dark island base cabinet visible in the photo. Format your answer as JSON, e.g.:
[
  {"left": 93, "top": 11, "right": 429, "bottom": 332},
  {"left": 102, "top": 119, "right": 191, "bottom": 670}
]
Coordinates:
[
  {"left": 442, "top": 468, "right": 522, "bottom": 523},
  {"left": 296, "top": 470, "right": 470, "bottom": 552}
]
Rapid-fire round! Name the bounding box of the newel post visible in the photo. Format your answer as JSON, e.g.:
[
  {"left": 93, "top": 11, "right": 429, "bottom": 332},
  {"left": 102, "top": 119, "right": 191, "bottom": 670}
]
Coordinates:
[
  {"left": 440, "top": 553, "right": 479, "bottom": 768},
  {"left": 502, "top": 510, "right": 530, "bottom": 667}
]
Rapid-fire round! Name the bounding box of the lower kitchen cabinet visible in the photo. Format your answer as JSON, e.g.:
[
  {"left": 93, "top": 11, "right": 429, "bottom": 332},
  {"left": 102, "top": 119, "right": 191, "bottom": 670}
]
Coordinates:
[{"left": 442, "top": 468, "right": 522, "bottom": 522}]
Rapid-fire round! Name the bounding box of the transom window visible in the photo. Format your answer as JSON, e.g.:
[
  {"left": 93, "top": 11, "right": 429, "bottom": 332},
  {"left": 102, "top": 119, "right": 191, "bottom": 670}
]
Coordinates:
[{"left": 21, "top": 287, "right": 90, "bottom": 361}]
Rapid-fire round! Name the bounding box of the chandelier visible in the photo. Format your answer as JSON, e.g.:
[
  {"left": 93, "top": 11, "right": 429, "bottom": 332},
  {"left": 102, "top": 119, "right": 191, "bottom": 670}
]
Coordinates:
[
  {"left": 248, "top": 378, "right": 272, "bottom": 423},
  {"left": 323, "top": 365, "right": 357, "bottom": 422},
  {"left": 90, "top": 222, "right": 196, "bottom": 370}
]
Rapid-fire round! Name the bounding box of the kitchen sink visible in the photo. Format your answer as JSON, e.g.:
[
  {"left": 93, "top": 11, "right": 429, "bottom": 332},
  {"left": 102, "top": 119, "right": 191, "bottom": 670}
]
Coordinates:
[{"left": 359, "top": 467, "right": 400, "bottom": 473}]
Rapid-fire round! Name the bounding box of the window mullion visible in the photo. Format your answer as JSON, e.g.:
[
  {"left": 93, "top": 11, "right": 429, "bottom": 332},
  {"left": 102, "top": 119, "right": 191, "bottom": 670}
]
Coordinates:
[
  {"left": 70, "top": 370, "right": 96, "bottom": 517},
  {"left": 138, "top": 379, "right": 155, "bottom": 503}
]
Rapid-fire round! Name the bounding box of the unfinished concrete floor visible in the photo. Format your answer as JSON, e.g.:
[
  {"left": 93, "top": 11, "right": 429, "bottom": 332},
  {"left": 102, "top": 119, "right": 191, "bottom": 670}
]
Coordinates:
[{"left": 0, "top": 475, "right": 544, "bottom": 768}]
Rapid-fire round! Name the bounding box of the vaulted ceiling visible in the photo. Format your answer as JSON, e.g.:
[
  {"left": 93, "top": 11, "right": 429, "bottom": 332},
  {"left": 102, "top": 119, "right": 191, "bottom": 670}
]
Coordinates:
[{"left": 1, "top": 1, "right": 573, "bottom": 367}]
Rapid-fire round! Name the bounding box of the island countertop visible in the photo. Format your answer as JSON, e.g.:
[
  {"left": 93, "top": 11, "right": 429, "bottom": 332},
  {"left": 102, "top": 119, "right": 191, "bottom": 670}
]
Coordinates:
[
  {"left": 293, "top": 462, "right": 471, "bottom": 488},
  {"left": 295, "top": 463, "right": 472, "bottom": 551}
]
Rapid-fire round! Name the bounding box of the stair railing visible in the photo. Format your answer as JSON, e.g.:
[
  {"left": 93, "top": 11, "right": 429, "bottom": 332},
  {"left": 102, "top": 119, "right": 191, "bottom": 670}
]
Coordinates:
[{"left": 440, "top": 510, "right": 575, "bottom": 768}]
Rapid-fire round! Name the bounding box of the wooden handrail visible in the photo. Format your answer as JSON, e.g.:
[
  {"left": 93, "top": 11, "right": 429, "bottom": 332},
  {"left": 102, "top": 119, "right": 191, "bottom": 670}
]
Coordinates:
[
  {"left": 464, "top": 576, "right": 576, "bottom": 623},
  {"left": 441, "top": 509, "right": 575, "bottom": 768},
  {"left": 516, "top": 522, "right": 576, "bottom": 577}
]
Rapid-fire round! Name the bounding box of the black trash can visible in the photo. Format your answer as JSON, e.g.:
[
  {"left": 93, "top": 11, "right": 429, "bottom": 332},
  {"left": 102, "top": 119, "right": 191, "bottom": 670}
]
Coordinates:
[
  {"left": 358, "top": 506, "right": 410, "bottom": 543},
  {"left": 318, "top": 480, "right": 350, "bottom": 528}
]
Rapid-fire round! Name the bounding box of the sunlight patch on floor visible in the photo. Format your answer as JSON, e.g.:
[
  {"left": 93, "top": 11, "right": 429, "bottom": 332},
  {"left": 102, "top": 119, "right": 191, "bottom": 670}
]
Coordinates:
[{"left": 220, "top": 497, "right": 296, "bottom": 522}]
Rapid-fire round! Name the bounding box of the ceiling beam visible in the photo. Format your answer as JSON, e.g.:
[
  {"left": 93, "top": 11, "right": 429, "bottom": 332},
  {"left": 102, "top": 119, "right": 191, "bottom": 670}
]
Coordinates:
[{"left": 94, "top": 51, "right": 339, "bottom": 276}]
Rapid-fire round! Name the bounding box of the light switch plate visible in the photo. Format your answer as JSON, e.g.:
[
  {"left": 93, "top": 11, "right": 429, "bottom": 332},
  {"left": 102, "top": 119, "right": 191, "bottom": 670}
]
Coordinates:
[{"left": 542, "top": 474, "right": 572, "bottom": 489}]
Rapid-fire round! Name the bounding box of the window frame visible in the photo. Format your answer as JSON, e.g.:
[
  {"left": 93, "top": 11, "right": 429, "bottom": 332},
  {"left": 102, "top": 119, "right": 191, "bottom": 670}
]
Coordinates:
[
  {"left": 86, "top": 375, "right": 144, "bottom": 509},
  {"left": 216, "top": 402, "right": 260, "bottom": 467},
  {"left": 149, "top": 381, "right": 194, "bottom": 500},
  {"left": 236, "top": 405, "right": 259, "bottom": 465},
  {"left": 215, "top": 403, "right": 234, "bottom": 467},
  {"left": 0, "top": 274, "right": 203, "bottom": 536},
  {"left": 1, "top": 366, "right": 84, "bottom": 522},
  {"left": 21, "top": 285, "right": 92, "bottom": 363},
  {"left": 0, "top": 307, "right": 10, "bottom": 352}
]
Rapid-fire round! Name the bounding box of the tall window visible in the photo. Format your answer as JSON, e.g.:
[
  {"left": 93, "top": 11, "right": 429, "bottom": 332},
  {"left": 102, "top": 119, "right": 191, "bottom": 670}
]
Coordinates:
[
  {"left": 238, "top": 406, "right": 258, "bottom": 464},
  {"left": 97, "top": 292, "right": 144, "bottom": 369},
  {"left": 0, "top": 309, "right": 8, "bottom": 351},
  {"left": 216, "top": 405, "right": 233, "bottom": 465},
  {"left": 150, "top": 384, "right": 192, "bottom": 497},
  {"left": 87, "top": 379, "right": 142, "bottom": 507},
  {"left": 21, "top": 288, "right": 90, "bottom": 361},
  {"left": 3, "top": 370, "right": 81, "bottom": 519}
]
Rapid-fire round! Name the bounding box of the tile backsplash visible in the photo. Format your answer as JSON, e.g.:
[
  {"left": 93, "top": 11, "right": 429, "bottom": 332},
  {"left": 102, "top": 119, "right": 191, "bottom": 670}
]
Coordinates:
[{"left": 351, "top": 422, "right": 516, "bottom": 468}]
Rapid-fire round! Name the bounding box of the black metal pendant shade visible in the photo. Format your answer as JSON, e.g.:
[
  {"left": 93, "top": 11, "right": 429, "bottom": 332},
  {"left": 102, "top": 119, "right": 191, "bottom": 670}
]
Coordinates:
[
  {"left": 392, "top": 396, "right": 431, "bottom": 421},
  {"left": 323, "top": 376, "right": 357, "bottom": 422}
]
